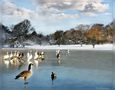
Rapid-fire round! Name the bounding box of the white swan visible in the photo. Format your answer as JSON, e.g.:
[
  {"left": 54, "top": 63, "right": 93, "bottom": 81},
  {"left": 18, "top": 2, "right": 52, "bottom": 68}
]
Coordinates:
[
  {"left": 10, "top": 51, "right": 13, "bottom": 59},
  {"left": 27, "top": 51, "right": 33, "bottom": 64},
  {"left": 3, "top": 52, "right": 10, "bottom": 60},
  {"left": 34, "top": 51, "right": 39, "bottom": 60}
]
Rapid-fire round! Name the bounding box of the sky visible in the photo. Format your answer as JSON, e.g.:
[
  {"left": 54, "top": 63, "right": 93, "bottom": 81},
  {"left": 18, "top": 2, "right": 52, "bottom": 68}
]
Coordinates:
[{"left": 0, "top": 0, "right": 114, "bottom": 35}]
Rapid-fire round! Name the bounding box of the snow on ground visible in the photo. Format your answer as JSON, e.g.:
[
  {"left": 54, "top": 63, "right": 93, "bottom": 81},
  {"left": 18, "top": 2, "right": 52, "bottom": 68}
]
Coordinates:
[{"left": 24, "top": 44, "right": 113, "bottom": 50}]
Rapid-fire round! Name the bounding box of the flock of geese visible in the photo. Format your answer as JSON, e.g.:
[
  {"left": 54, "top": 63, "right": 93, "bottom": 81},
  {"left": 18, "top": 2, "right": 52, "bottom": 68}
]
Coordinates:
[
  {"left": 2, "top": 49, "right": 70, "bottom": 85},
  {"left": 3, "top": 50, "right": 45, "bottom": 68},
  {"left": 3, "top": 51, "right": 24, "bottom": 68}
]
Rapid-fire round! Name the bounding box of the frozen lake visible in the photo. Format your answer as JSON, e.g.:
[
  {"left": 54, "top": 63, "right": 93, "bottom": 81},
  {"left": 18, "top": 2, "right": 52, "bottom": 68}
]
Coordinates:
[{"left": 0, "top": 49, "right": 113, "bottom": 90}]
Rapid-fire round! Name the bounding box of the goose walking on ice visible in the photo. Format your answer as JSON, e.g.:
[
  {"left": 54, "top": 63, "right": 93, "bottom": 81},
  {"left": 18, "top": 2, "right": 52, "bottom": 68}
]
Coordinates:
[
  {"left": 56, "top": 49, "right": 60, "bottom": 56},
  {"left": 15, "top": 63, "right": 33, "bottom": 85},
  {"left": 57, "top": 53, "right": 61, "bottom": 64},
  {"left": 51, "top": 72, "right": 57, "bottom": 85},
  {"left": 56, "top": 50, "right": 61, "bottom": 64},
  {"left": 41, "top": 51, "right": 45, "bottom": 61}
]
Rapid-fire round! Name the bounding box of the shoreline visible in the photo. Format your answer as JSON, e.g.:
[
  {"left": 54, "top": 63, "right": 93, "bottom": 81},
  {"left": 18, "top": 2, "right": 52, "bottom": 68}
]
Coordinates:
[{"left": 1, "top": 44, "right": 113, "bottom": 51}]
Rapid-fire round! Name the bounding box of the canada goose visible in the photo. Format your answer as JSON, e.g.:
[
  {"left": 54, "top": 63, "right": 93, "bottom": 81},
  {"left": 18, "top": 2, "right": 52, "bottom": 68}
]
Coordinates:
[
  {"left": 56, "top": 49, "right": 60, "bottom": 56},
  {"left": 41, "top": 51, "right": 45, "bottom": 61},
  {"left": 51, "top": 72, "right": 57, "bottom": 85},
  {"left": 15, "top": 63, "right": 33, "bottom": 84},
  {"left": 18, "top": 52, "right": 24, "bottom": 59},
  {"left": 56, "top": 52, "right": 61, "bottom": 64},
  {"left": 39, "top": 53, "right": 42, "bottom": 59},
  {"left": 56, "top": 53, "right": 60, "bottom": 59},
  {"left": 18, "top": 52, "right": 24, "bottom": 65}
]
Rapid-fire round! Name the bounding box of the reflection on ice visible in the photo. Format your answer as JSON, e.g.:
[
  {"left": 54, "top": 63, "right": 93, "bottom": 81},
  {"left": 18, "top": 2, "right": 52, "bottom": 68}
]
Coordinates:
[
  {"left": 2, "top": 50, "right": 46, "bottom": 68},
  {"left": 4, "top": 60, "right": 10, "bottom": 68},
  {"left": 0, "top": 49, "right": 113, "bottom": 90}
]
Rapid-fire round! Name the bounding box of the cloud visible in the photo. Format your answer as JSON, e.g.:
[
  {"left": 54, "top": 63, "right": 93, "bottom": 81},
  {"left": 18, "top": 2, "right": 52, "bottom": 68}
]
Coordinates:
[
  {"left": 52, "top": 13, "right": 79, "bottom": 20},
  {"left": 83, "top": 12, "right": 97, "bottom": 16},
  {"left": 0, "top": 1, "right": 39, "bottom": 19},
  {"left": 32, "top": 0, "right": 109, "bottom": 16},
  {"left": 0, "top": 0, "right": 109, "bottom": 21},
  {"left": 0, "top": 0, "right": 79, "bottom": 21}
]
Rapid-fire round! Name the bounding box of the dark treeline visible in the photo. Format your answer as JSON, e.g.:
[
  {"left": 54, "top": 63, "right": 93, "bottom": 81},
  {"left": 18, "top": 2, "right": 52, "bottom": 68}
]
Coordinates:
[{"left": 0, "top": 19, "right": 114, "bottom": 47}]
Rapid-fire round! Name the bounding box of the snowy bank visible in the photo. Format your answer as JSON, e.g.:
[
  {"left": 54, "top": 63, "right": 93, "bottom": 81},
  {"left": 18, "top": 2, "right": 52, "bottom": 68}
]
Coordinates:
[{"left": 24, "top": 44, "right": 113, "bottom": 50}]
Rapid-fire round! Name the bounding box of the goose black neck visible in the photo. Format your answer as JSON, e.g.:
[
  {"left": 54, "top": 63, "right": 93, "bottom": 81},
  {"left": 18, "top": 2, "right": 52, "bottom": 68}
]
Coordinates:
[{"left": 28, "top": 64, "right": 32, "bottom": 71}]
